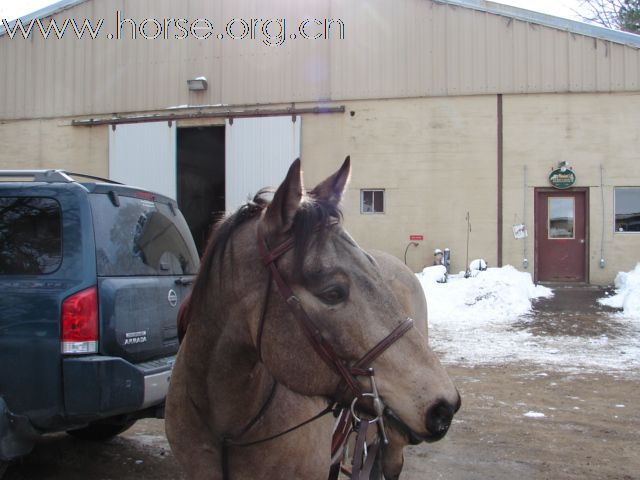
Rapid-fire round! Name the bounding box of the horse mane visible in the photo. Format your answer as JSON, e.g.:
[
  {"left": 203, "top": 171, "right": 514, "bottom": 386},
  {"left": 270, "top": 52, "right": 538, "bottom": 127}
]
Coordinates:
[{"left": 177, "top": 188, "right": 343, "bottom": 342}]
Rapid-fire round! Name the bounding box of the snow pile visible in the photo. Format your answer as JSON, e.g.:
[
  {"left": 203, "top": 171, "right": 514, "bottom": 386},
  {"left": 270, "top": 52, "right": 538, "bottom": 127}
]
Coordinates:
[
  {"left": 598, "top": 263, "right": 640, "bottom": 320},
  {"left": 418, "top": 265, "right": 551, "bottom": 326},
  {"left": 417, "top": 265, "right": 640, "bottom": 374},
  {"left": 469, "top": 258, "right": 487, "bottom": 271},
  {"left": 417, "top": 266, "right": 552, "bottom": 364},
  {"left": 421, "top": 265, "right": 447, "bottom": 284}
]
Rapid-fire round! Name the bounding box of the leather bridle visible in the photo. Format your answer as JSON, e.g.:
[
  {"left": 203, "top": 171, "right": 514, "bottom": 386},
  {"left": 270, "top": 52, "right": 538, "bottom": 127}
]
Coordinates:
[
  {"left": 256, "top": 225, "right": 414, "bottom": 402},
  {"left": 221, "top": 224, "right": 414, "bottom": 480}
]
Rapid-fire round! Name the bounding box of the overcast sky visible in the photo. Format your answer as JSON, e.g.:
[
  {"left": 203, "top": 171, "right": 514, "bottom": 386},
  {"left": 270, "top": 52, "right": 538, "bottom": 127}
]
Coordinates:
[{"left": 0, "top": 0, "right": 587, "bottom": 22}]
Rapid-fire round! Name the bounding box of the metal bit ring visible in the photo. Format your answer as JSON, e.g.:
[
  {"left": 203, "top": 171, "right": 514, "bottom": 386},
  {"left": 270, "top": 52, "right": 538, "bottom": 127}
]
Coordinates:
[{"left": 350, "top": 393, "right": 380, "bottom": 424}]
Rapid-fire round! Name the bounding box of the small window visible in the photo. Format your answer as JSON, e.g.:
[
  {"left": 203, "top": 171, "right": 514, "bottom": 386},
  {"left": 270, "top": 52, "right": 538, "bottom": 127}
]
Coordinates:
[
  {"left": 0, "top": 197, "right": 63, "bottom": 275},
  {"left": 615, "top": 187, "right": 640, "bottom": 233},
  {"left": 361, "top": 190, "right": 384, "bottom": 214}
]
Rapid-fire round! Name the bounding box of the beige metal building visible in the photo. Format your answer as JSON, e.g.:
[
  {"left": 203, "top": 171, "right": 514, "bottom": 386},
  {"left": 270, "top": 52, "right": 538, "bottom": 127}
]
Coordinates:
[{"left": 1, "top": 0, "right": 640, "bottom": 284}]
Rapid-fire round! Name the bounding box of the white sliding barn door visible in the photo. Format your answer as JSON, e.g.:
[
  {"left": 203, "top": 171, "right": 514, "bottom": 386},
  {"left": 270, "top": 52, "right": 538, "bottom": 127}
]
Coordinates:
[
  {"left": 225, "top": 116, "right": 301, "bottom": 212},
  {"left": 108, "top": 122, "right": 177, "bottom": 200}
]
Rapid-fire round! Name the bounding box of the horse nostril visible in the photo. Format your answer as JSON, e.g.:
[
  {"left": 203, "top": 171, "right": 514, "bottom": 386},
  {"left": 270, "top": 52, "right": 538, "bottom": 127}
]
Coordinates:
[{"left": 425, "top": 399, "right": 455, "bottom": 438}]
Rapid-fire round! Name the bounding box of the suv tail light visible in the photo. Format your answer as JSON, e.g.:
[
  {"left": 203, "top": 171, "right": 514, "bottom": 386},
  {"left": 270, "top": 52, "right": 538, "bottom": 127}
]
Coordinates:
[{"left": 61, "top": 287, "right": 98, "bottom": 354}]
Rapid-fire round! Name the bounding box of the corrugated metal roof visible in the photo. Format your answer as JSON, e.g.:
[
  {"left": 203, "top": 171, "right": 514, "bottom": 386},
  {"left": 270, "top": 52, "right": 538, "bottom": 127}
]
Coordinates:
[
  {"left": 0, "top": 0, "right": 89, "bottom": 36},
  {"left": 4, "top": 0, "right": 640, "bottom": 47},
  {"left": 435, "top": 0, "right": 640, "bottom": 48},
  {"left": 1, "top": 0, "right": 640, "bottom": 120}
]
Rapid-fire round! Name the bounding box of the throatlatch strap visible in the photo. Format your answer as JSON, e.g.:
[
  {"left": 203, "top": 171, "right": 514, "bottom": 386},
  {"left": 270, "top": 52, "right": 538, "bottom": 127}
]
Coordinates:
[{"left": 255, "top": 269, "right": 272, "bottom": 363}]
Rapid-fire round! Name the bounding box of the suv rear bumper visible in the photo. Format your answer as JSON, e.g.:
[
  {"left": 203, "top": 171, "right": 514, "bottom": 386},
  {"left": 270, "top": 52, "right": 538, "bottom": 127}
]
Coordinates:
[
  {"left": 63, "top": 355, "right": 175, "bottom": 420},
  {"left": 0, "top": 356, "right": 174, "bottom": 461}
]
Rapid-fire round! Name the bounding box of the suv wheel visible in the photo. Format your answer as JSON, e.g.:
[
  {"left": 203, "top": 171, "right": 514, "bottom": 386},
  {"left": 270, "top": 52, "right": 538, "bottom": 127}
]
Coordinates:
[{"left": 66, "top": 419, "right": 136, "bottom": 441}]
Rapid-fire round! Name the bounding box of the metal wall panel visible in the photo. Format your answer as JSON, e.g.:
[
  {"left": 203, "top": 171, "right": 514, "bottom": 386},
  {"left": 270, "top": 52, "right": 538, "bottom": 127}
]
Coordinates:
[
  {"left": 1, "top": 0, "right": 640, "bottom": 120},
  {"left": 108, "top": 122, "right": 177, "bottom": 199},
  {"left": 225, "top": 116, "right": 301, "bottom": 211}
]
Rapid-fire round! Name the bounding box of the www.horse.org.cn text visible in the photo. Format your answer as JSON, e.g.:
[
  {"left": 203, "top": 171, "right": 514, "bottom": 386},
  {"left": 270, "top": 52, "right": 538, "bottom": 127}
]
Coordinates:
[{"left": 1, "top": 12, "right": 347, "bottom": 46}]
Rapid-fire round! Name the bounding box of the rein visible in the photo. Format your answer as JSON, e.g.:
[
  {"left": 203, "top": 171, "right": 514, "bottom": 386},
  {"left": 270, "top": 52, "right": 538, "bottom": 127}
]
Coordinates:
[{"left": 220, "top": 225, "right": 414, "bottom": 480}]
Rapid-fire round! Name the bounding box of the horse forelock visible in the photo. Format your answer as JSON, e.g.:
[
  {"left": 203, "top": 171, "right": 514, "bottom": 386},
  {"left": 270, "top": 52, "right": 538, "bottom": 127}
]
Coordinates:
[
  {"left": 290, "top": 195, "right": 343, "bottom": 272},
  {"left": 178, "top": 188, "right": 343, "bottom": 341}
]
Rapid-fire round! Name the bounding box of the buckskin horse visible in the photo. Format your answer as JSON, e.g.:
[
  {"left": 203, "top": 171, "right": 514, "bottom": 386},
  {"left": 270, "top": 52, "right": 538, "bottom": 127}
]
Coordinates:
[{"left": 165, "top": 157, "right": 460, "bottom": 479}]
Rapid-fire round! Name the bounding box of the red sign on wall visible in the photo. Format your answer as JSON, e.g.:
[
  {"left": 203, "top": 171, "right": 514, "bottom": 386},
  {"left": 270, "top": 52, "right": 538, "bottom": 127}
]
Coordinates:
[{"left": 409, "top": 235, "right": 424, "bottom": 241}]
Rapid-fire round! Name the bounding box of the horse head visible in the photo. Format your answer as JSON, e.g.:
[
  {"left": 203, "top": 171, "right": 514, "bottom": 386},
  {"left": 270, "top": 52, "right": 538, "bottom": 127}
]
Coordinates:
[{"left": 255, "top": 159, "right": 460, "bottom": 458}]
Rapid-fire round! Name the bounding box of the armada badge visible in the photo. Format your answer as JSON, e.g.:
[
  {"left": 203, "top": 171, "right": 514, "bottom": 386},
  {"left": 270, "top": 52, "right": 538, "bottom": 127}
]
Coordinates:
[{"left": 124, "top": 331, "right": 147, "bottom": 345}]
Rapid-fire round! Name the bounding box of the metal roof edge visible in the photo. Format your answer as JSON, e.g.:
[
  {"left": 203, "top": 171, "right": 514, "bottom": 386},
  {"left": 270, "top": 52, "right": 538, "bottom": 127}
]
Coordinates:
[
  {"left": 0, "top": 0, "right": 90, "bottom": 37},
  {"left": 433, "top": 0, "right": 640, "bottom": 48}
]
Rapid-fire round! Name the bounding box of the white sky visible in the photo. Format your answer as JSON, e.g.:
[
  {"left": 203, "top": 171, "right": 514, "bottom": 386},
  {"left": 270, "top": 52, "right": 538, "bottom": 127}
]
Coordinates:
[{"left": 0, "top": 0, "right": 587, "bottom": 22}]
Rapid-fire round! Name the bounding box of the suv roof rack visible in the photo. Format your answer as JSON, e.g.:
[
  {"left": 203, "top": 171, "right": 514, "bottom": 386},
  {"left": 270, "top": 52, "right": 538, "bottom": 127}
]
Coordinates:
[
  {"left": 0, "top": 169, "right": 122, "bottom": 185},
  {"left": 65, "top": 172, "right": 123, "bottom": 184},
  {"left": 0, "top": 169, "right": 74, "bottom": 183}
]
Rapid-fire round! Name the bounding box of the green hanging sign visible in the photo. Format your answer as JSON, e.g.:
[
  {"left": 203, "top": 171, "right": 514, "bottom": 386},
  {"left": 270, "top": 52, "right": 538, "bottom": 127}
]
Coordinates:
[{"left": 549, "top": 168, "right": 576, "bottom": 189}]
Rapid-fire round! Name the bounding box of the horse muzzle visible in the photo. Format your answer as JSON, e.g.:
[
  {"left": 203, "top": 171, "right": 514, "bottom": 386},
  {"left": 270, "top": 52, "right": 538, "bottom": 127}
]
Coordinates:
[{"left": 384, "top": 394, "right": 461, "bottom": 445}]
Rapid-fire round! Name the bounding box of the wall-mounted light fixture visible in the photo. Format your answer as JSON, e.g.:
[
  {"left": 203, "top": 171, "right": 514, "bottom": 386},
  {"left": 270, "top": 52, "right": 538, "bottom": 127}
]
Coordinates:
[{"left": 187, "top": 77, "right": 208, "bottom": 91}]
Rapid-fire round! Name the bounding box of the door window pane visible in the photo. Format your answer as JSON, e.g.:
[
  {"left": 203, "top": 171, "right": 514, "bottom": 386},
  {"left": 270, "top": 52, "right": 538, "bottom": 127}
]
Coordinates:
[
  {"left": 615, "top": 187, "right": 640, "bottom": 233},
  {"left": 548, "top": 197, "right": 574, "bottom": 239}
]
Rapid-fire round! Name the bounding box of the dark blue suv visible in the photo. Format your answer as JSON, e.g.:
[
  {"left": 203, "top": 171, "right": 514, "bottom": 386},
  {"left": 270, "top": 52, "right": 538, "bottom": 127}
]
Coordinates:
[{"left": 0, "top": 170, "right": 199, "bottom": 463}]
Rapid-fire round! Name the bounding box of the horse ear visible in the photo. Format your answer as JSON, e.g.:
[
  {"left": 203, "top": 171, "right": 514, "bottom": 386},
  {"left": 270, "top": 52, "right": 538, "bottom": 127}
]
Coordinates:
[
  {"left": 263, "top": 158, "right": 303, "bottom": 233},
  {"left": 310, "top": 156, "right": 351, "bottom": 206}
]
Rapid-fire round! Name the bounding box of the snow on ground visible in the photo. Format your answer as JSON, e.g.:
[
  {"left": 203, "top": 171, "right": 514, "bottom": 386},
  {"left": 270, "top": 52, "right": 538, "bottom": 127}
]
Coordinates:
[
  {"left": 418, "top": 265, "right": 640, "bottom": 375},
  {"left": 598, "top": 263, "right": 640, "bottom": 320}
]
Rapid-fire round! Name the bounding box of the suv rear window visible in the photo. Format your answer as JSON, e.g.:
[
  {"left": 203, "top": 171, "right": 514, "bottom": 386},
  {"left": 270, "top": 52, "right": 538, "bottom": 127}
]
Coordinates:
[
  {"left": 90, "top": 194, "right": 199, "bottom": 276},
  {"left": 0, "top": 197, "right": 62, "bottom": 275}
]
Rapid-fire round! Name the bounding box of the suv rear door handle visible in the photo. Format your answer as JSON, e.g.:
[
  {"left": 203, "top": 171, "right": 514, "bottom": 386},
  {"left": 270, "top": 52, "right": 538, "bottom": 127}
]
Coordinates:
[{"left": 175, "top": 277, "right": 194, "bottom": 286}]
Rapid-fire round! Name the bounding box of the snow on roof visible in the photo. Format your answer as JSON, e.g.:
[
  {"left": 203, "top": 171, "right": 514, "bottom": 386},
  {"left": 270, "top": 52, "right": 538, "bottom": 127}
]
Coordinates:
[
  {"left": 419, "top": 264, "right": 640, "bottom": 375},
  {"left": 0, "top": 0, "right": 89, "bottom": 36},
  {"left": 434, "top": 0, "right": 640, "bottom": 48}
]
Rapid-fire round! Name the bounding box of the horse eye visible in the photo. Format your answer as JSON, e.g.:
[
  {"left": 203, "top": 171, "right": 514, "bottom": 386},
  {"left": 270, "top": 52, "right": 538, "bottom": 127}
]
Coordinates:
[{"left": 318, "top": 286, "right": 348, "bottom": 305}]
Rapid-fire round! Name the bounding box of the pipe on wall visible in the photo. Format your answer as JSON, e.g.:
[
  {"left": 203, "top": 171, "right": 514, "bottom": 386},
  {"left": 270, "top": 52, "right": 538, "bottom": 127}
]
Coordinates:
[
  {"left": 497, "top": 94, "right": 504, "bottom": 267},
  {"left": 523, "top": 165, "right": 528, "bottom": 269},
  {"left": 600, "top": 165, "right": 606, "bottom": 268},
  {"left": 72, "top": 105, "right": 346, "bottom": 127}
]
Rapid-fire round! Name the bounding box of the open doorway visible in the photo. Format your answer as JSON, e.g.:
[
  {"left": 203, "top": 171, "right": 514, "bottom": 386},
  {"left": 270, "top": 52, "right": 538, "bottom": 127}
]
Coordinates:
[{"left": 177, "top": 126, "right": 225, "bottom": 255}]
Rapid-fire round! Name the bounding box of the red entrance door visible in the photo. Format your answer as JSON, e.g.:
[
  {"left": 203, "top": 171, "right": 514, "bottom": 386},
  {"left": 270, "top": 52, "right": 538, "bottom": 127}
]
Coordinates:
[{"left": 535, "top": 189, "right": 587, "bottom": 282}]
